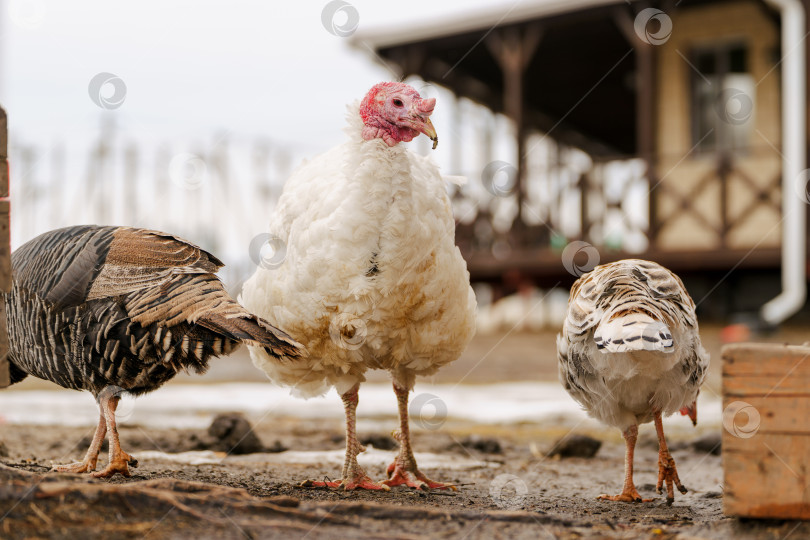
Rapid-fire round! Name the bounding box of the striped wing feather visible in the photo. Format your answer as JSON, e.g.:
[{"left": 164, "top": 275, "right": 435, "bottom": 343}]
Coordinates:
[{"left": 6, "top": 225, "right": 302, "bottom": 395}]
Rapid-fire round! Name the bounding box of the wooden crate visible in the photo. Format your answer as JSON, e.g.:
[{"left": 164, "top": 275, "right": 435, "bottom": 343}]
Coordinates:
[
  {"left": 0, "top": 105, "right": 9, "bottom": 388},
  {"left": 722, "top": 343, "right": 810, "bottom": 519}
]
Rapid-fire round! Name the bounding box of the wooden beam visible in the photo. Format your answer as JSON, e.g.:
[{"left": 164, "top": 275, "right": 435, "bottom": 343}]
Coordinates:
[
  {"left": 613, "top": 4, "right": 659, "bottom": 247},
  {"left": 485, "top": 24, "right": 543, "bottom": 236},
  {"left": 0, "top": 105, "right": 9, "bottom": 388},
  {"left": 464, "top": 246, "right": 782, "bottom": 282}
]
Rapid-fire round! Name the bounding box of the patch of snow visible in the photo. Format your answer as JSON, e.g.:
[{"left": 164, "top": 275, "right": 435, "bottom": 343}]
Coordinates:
[
  {"left": 133, "top": 448, "right": 499, "bottom": 470},
  {"left": 0, "top": 382, "right": 722, "bottom": 433}
]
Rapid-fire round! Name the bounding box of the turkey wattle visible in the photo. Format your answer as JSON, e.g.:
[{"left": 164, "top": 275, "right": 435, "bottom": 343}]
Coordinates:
[{"left": 240, "top": 82, "right": 476, "bottom": 490}]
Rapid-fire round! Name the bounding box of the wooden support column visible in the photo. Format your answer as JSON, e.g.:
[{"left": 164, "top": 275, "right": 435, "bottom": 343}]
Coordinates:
[
  {"left": 0, "top": 106, "right": 11, "bottom": 388},
  {"left": 613, "top": 6, "right": 658, "bottom": 248},
  {"left": 579, "top": 171, "right": 590, "bottom": 239},
  {"left": 638, "top": 43, "right": 658, "bottom": 248},
  {"left": 486, "top": 24, "right": 542, "bottom": 240}
]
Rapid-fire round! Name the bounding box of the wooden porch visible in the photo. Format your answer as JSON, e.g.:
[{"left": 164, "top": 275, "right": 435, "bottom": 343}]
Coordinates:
[
  {"left": 355, "top": 0, "right": 793, "bottom": 290},
  {"left": 454, "top": 148, "right": 783, "bottom": 286}
]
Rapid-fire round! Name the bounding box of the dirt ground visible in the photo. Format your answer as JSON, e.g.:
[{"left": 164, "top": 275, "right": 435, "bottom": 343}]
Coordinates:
[{"left": 1, "top": 326, "right": 809, "bottom": 539}]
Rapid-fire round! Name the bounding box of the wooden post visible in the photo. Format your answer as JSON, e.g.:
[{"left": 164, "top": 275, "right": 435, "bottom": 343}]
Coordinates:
[
  {"left": 579, "top": 170, "right": 590, "bottom": 240},
  {"left": 486, "top": 24, "right": 543, "bottom": 240},
  {"left": 0, "top": 106, "right": 11, "bottom": 388},
  {"left": 613, "top": 5, "right": 658, "bottom": 248},
  {"left": 638, "top": 43, "right": 658, "bottom": 249}
]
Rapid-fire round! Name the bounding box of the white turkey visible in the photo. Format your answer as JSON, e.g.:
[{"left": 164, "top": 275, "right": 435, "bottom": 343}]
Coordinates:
[
  {"left": 4, "top": 225, "right": 303, "bottom": 478},
  {"left": 241, "top": 82, "right": 476, "bottom": 490},
  {"left": 557, "top": 259, "right": 708, "bottom": 503}
]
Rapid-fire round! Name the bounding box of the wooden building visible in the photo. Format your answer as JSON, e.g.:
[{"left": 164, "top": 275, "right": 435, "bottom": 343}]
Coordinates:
[{"left": 354, "top": 0, "right": 809, "bottom": 322}]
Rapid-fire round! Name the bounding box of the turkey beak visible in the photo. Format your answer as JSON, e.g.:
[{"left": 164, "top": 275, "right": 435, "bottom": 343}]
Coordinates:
[
  {"left": 679, "top": 402, "right": 697, "bottom": 427},
  {"left": 421, "top": 118, "right": 438, "bottom": 150},
  {"left": 411, "top": 115, "right": 438, "bottom": 149},
  {"left": 412, "top": 97, "right": 438, "bottom": 149}
]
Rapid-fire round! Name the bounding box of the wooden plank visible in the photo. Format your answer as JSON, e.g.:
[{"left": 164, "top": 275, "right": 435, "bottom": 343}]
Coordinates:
[
  {"left": 723, "top": 433, "right": 810, "bottom": 519},
  {"left": 724, "top": 376, "right": 810, "bottom": 397},
  {"left": 724, "top": 395, "right": 810, "bottom": 434},
  {"left": 722, "top": 343, "right": 810, "bottom": 519},
  {"left": 0, "top": 106, "right": 7, "bottom": 198},
  {"left": 723, "top": 343, "right": 810, "bottom": 397},
  {"left": 723, "top": 343, "right": 810, "bottom": 376}
]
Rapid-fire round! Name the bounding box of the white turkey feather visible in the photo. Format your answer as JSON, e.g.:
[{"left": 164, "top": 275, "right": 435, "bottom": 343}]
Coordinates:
[{"left": 593, "top": 313, "right": 674, "bottom": 353}]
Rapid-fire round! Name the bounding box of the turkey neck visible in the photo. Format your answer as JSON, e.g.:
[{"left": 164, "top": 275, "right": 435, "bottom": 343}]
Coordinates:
[
  {"left": 345, "top": 137, "right": 414, "bottom": 216},
  {"left": 342, "top": 137, "right": 420, "bottom": 269}
]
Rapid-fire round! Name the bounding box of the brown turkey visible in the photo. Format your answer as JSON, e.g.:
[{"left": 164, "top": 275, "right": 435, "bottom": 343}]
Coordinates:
[{"left": 4, "top": 225, "right": 303, "bottom": 478}]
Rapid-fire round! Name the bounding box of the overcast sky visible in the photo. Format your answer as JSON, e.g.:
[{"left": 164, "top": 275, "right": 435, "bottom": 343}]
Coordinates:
[
  {"left": 2, "top": 0, "right": 517, "bottom": 151},
  {"left": 0, "top": 0, "right": 529, "bottom": 266}
]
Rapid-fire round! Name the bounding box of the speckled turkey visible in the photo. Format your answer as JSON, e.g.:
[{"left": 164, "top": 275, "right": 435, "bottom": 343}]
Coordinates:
[
  {"left": 4, "top": 225, "right": 303, "bottom": 477},
  {"left": 557, "top": 259, "right": 708, "bottom": 503}
]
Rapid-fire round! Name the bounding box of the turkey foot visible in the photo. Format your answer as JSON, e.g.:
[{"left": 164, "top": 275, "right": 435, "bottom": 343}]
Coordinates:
[
  {"left": 382, "top": 383, "right": 456, "bottom": 491},
  {"left": 302, "top": 470, "right": 389, "bottom": 491},
  {"left": 54, "top": 460, "right": 99, "bottom": 474},
  {"left": 53, "top": 410, "right": 107, "bottom": 475},
  {"left": 92, "top": 452, "right": 138, "bottom": 479},
  {"left": 655, "top": 411, "right": 687, "bottom": 504},
  {"left": 384, "top": 458, "right": 456, "bottom": 490},
  {"left": 301, "top": 385, "right": 389, "bottom": 491},
  {"left": 656, "top": 450, "right": 687, "bottom": 503},
  {"left": 598, "top": 487, "right": 652, "bottom": 503}
]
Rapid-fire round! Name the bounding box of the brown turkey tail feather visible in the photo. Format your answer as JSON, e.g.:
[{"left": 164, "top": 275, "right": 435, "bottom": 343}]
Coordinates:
[{"left": 197, "top": 313, "right": 305, "bottom": 361}]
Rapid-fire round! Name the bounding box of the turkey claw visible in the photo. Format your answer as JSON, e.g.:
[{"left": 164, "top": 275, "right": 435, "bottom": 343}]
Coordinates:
[
  {"left": 383, "top": 461, "right": 456, "bottom": 491},
  {"left": 597, "top": 487, "right": 652, "bottom": 503},
  {"left": 301, "top": 476, "right": 389, "bottom": 491},
  {"left": 656, "top": 451, "right": 687, "bottom": 502},
  {"left": 91, "top": 452, "right": 137, "bottom": 478},
  {"left": 52, "top": 460, "right": 98, "bottom": 474}
]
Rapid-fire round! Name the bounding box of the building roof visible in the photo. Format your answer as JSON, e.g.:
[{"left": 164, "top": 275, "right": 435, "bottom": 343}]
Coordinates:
[
  {"left": 350, "top": 0, "right": 631, "bottom": 50},
  {"left": 352, "top": 0, "right": 643, "bottom": 155}
]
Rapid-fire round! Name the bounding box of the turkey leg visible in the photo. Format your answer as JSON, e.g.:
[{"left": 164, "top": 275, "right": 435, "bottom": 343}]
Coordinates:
[
  {"left": 654, "top": 411, "right": 687, "bottom": 503},
  {"left": 598, "top": 425, "right": 652, "bottom": 502},
  {"left": 302, "top": 384, "right": 389, "bottom": 491},
  {"left": 92, "top": 392, "right": 139, "bottom": 478},
  {"left": 383, "top": 382, "right": 456, "bottom": 490},
  {"left": 53, "top": 409, "right": 106, "bottom": 474}
]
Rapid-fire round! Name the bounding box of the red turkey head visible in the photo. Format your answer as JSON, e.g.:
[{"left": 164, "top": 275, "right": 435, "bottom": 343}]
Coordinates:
[{"left": 359, "top": 82, "right": 438, "bottom": 149}]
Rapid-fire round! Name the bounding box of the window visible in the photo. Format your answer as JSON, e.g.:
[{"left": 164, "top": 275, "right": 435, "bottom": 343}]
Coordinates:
[{"left": 691, "top": 44, "right": 755, "bottom": 154}]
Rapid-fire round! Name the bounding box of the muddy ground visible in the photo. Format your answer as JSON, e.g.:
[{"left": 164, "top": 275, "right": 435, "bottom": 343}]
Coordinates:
[{"left": 1, "top": 326, "right": 809, "bottom": 539}]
